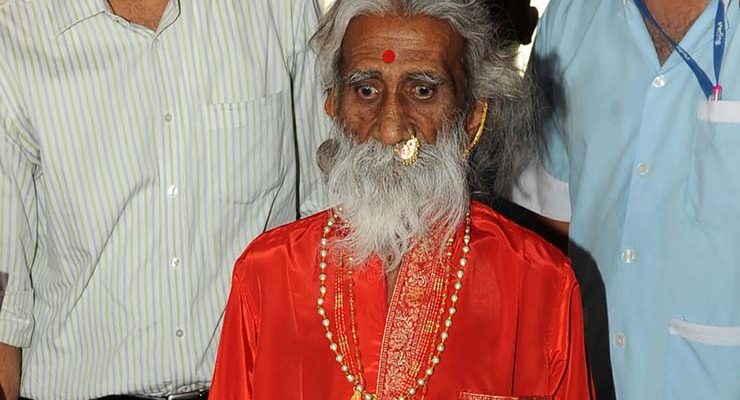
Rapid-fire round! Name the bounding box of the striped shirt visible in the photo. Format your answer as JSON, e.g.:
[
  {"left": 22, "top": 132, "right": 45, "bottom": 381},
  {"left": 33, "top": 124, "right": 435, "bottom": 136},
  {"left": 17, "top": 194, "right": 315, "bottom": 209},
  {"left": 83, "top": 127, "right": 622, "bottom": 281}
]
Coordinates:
[{"left": 0, "top": 0, "right": 328, "bottom": 398}]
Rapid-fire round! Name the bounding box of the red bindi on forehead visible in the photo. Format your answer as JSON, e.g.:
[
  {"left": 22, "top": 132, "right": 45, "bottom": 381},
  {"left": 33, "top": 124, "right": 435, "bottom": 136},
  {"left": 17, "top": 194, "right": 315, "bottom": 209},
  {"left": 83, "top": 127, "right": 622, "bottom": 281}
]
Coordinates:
[{"left": 382, "top": 49, "right": 396, "bottom": 64}]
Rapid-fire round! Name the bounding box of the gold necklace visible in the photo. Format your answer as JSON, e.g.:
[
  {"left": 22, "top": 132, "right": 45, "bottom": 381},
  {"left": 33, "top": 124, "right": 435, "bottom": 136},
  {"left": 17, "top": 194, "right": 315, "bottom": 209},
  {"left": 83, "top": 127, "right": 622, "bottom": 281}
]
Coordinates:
[{"left": 317, "top": 211, "right": 472, "bottom": 400}]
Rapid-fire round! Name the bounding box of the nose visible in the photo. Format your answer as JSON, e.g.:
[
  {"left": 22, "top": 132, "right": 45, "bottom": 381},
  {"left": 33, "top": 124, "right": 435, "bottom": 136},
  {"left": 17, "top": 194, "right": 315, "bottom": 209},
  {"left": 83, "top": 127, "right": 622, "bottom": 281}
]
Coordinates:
[{"left": 373, "top": 96, "right": 411, "bottom": 146}]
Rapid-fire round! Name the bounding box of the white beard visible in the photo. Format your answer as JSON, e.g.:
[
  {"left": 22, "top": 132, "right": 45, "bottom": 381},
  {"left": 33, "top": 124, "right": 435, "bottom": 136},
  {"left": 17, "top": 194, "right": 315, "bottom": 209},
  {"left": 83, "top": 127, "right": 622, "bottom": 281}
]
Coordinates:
[{"left": 322, "top": 120, "right": 470, "bottom": 272}]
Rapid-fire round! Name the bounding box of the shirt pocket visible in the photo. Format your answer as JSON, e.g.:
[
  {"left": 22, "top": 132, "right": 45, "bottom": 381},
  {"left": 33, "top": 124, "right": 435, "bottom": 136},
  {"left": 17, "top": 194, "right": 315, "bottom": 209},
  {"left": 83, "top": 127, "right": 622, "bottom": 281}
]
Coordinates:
[
  {"left": 686, "top": 100, "right": 740, "bottom": 226},
  {"left": 458, "top": 393, "right": 553, "bottom": 400},
  {"left": 203, "top": 92, "right": 288, "bottom": 204},
  {"left": 665, "top": 318, "right": 740, "bottom": 399}
]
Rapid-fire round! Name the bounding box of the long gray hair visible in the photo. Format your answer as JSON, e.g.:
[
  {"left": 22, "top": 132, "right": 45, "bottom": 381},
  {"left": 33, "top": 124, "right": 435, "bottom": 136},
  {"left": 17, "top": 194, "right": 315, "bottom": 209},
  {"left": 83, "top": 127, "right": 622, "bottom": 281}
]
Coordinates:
[{"left": 311, "top": 0, "right": 540, "bottom": 198}]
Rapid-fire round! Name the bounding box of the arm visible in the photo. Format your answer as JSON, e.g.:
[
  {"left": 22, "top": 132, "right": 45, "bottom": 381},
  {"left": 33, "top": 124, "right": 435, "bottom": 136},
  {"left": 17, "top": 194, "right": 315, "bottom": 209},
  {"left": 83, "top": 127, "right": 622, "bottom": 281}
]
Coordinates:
[
  {"left": 538, "top": 215, "right": 569, "bottom": 236},
  {"left": 511, "top": 0, "right": 573, "bottom": 231},
  {"left": 0, "top": 343, "right": 21, "bottom": 400},
  {"left": 555, "top": 284, "right": 595, "bottom": 400},
  {"left": 290, "top": 0, "right": 330, "bottom": 217},
  {"left": 0, "top": 72, "right": 39, "bottom": 400},
  {"left": 210, "top": 271, "right": 258, "bottom": 400}
]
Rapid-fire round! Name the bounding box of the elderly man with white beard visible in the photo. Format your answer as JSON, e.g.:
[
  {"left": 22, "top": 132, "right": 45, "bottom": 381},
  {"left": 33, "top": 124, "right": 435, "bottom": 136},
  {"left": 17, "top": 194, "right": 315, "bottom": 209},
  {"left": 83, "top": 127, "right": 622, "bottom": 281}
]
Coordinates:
[{"left": 209, "top": 0, "right": 593, "bottom": 399}]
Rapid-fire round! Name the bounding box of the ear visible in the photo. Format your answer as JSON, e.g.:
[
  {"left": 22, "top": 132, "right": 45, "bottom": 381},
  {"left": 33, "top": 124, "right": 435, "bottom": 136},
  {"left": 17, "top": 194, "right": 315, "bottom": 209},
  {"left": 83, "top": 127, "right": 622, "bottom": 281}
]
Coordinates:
[
  {"left": 324, "top": 89, "right": 338, "bottom": 119},
  {"left": 464, "top": 99, "right": 488, "bottom": 140}
]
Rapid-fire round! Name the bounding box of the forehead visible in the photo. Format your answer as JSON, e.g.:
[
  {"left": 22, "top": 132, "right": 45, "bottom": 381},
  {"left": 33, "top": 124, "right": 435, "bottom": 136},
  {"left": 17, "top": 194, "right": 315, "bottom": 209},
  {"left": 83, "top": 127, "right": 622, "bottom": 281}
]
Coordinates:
[{"left": 339, "top": 14, "right": 466, "bottom": 79}]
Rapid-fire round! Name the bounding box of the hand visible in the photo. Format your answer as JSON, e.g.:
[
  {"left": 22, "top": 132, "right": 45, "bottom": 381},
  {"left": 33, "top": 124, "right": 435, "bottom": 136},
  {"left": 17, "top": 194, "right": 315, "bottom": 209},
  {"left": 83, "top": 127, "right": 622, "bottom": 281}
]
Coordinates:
[{"left": 0, "top": 342, "right": 21, "bottom": 400}]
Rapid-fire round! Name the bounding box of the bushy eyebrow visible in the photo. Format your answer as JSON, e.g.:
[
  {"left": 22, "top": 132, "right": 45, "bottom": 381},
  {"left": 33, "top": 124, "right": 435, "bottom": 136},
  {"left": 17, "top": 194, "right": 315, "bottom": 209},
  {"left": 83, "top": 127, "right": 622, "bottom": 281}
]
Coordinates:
[
  {"left": 342, "top": 70, "right": 447, "bottom": 88},
  {"left": 407, "top": 71, "right": 445, "bottom": 86},
  {"left": 344, "top": 70, "right": 381, "bottom": 85}
]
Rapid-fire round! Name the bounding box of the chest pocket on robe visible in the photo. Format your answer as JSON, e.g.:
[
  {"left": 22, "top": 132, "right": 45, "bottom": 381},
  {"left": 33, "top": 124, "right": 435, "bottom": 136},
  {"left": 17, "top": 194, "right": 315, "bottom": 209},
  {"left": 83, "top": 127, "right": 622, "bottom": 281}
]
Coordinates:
[
  {"left": 686, "top": 100, "right": 740, "bottom": 226},
  {"left": 204, "top": 92, "right": 288, "bottom": 204},
  {"left": 458, "top": 393, "right": 553, "bottom": 400}
]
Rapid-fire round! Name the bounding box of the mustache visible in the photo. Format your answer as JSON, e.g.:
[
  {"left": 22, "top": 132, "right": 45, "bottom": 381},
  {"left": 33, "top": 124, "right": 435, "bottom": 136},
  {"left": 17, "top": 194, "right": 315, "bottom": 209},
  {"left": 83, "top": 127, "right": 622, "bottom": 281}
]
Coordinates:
[{"left": 316, "top": 119, "right": 467, "bottom": 175}]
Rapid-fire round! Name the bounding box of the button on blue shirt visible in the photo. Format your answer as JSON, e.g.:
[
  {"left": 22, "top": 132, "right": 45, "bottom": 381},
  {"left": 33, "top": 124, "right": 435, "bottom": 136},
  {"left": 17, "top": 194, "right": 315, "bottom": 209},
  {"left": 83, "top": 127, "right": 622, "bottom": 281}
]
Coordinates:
[{"left": 520, "top": 0, "right": 740, "bottom": 398}]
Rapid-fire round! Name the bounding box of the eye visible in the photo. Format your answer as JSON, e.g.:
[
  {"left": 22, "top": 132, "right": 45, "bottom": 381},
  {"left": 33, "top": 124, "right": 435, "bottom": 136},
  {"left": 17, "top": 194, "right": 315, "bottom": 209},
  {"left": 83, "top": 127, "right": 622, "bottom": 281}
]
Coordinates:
[
  {"left": 355, "top": 84, "right": 380, "bottom": 100},
  {"left": 413, "top": 85, "right": 435, "bottom": 100}
]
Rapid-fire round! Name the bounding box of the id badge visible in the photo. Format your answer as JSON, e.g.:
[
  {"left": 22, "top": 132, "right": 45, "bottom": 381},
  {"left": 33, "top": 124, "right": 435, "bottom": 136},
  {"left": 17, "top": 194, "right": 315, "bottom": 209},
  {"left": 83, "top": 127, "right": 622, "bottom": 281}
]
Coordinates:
[{"left": 697, "top": 100, "right": 740, "bottom": 123}]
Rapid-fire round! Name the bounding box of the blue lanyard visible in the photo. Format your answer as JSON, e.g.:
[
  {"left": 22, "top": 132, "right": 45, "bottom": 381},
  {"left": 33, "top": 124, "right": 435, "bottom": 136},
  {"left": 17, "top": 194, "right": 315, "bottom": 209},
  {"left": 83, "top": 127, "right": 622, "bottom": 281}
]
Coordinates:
[{"left": 634, "top": 0, "right": 727, "bottom": 100}]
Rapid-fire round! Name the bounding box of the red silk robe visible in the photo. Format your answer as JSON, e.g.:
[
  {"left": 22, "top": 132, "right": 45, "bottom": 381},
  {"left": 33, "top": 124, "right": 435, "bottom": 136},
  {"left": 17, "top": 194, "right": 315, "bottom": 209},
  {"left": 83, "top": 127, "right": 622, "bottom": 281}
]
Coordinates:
[{"left": 210, "top": 202, "right": 593, "bottom": 399}]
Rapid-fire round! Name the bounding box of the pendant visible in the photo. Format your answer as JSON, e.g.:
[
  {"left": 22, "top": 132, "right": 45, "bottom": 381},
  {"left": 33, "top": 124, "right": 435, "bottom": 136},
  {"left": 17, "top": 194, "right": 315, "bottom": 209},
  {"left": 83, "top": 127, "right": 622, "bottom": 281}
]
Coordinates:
[
  {"left": 351, "top": 390, "right": 378, "bottom": 400},
  {"left": 394, "top": 136, "right": 420, "bottom": 166}
]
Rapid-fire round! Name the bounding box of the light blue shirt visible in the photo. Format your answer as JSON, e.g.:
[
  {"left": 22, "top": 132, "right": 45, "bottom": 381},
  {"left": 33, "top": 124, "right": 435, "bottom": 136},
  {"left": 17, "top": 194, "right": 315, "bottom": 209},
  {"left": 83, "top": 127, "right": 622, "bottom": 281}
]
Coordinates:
[{"left": 517, "top": 0, "right": 740, "bottom": 398}]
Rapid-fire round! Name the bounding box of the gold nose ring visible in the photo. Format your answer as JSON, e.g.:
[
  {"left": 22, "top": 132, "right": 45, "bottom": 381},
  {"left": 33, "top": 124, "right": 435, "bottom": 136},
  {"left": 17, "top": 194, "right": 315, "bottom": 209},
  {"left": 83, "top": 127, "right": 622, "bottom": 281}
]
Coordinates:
[{"left": 394, "top": 128, "right": 420, "bottom": 166}]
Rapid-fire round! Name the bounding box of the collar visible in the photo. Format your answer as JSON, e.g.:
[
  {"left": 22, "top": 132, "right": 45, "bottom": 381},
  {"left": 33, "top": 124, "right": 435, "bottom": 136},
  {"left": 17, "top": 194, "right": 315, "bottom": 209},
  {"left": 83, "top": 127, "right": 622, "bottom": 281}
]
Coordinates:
[{"left": 50, "top": 0, "right": 108, "bottom": 35}]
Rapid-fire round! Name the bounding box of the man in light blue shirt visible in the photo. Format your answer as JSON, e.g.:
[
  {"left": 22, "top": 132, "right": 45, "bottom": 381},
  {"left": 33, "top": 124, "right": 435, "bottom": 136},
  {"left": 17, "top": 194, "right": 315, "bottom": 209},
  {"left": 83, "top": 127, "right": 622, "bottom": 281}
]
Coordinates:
[{"left": 515, "top": 0, "right": 740, "bottom": 398}]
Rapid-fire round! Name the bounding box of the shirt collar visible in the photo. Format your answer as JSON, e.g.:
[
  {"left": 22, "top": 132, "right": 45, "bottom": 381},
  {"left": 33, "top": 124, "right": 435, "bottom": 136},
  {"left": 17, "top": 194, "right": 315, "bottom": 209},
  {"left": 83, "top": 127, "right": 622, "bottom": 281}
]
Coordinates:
[{"left": 51, "top": 0, "right": 108, "bottom": 35}]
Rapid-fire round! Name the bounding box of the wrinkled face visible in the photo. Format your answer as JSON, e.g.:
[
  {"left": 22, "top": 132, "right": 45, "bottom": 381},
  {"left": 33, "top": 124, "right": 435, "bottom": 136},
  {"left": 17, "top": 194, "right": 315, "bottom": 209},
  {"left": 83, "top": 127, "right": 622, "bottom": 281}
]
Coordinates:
[{"left": 325, "top": 14, "right": 485, "bottom": 145}]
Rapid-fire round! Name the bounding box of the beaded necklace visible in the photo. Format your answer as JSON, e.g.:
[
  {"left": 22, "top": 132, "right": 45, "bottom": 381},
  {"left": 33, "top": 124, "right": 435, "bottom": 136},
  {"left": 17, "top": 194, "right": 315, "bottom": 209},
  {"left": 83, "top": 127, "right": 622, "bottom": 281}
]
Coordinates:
[{"left": 317, "top": 211, "right": 472, "bottom": 400}]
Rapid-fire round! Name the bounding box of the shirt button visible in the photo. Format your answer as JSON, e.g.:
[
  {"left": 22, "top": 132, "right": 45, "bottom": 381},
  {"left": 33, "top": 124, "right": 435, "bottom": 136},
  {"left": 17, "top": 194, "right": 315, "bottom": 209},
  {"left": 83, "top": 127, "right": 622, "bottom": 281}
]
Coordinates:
[
  {"left": 615, "top": 333, "right": 626, "bottom": 348},
  {"left": 165, "top": 113, "right": 173, "bottom": 122},
  {"left": 652, "top": 75, "right": 666, "bottom": 88},
  {"left": 622, "top": 248, "right": 636, "bottom": 263},
  {"left": 167, "top": 184, "right": 179, "bottom": 198},
  {"left": 170, "top": 257, "right": 181, "bottom": 269},
  {"left": 636, "top": 162, "right": 650, "bottom": 176},
  {"left": 176, "top": 329, "right": 184, "bottom": 338}
]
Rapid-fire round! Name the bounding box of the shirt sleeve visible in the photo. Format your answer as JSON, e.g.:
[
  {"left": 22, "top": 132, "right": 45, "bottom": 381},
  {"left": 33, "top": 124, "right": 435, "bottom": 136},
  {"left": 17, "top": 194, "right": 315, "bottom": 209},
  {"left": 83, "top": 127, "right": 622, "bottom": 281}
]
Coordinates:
[
  {"left": 0, "top": 72, "right": 39, "bottom": 348},
  {"left": 554, "top": 283, "right": 596, "bottom": 400},
  {"left": 289, "top": 0, "right": 330, "bottom": 217},
  {"left": 210, "top": 270, "right": 258, "bottom": 399},
  {"left": 511, "top": 159, "right": 571, "bottom": 222},
  {"left": 511, "top": 0, "right": 572, "bottom": 222}
]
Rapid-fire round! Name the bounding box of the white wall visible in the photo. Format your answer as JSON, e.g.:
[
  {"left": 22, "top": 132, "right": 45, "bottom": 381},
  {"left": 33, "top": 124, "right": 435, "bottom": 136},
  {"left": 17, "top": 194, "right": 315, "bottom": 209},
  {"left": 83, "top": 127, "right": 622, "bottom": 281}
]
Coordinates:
[{"left": 519, "top": 0, "right": 551, "bottom": 69}]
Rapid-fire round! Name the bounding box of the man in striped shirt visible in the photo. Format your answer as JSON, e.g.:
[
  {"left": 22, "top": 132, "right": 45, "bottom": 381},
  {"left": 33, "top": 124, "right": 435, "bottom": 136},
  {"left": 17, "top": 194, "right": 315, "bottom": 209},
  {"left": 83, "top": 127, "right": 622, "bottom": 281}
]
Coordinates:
[{"left": 0, "top": 0, "right": 328, "bottom": 398}]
